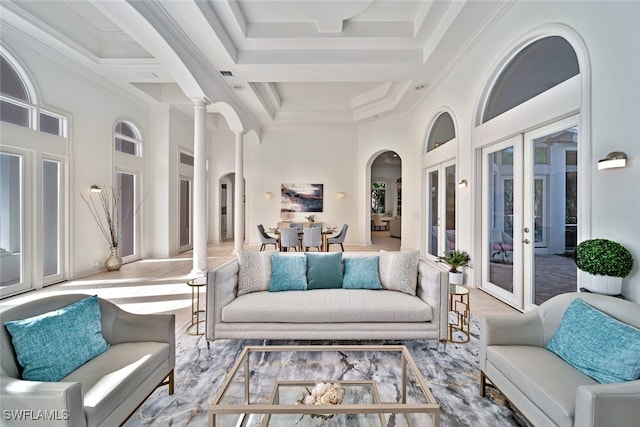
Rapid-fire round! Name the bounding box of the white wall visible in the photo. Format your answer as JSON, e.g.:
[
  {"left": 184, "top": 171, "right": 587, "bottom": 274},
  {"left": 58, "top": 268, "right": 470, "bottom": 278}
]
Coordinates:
[
  {"left": 243, "top": 128, "right": 360, "bottom": 246},
  {"left": 359, "top": 1, "right": 640, "bottom": 301},
  {"left": 1, "top": 32, "right": 152, "bottom": 282}
]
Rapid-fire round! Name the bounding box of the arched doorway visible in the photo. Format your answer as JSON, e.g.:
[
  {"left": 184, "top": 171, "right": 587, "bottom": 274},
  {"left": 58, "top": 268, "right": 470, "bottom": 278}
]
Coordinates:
[{"left": 370, "top": 151, "right": 401, "bottom": 247}]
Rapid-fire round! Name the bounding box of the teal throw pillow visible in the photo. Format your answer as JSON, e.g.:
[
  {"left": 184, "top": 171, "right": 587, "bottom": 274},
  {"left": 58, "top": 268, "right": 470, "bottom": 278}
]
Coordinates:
[
  {"left": 343, "top": 256, "right": 382, "bottom": 289},
  {"left": 4, "top": 295, "right": 110, "bottom": 382},
  {"left": 269, "top": 253, "right": 307, "bottom": 292},
  {"left": 306, "top": 252, "right": 343, "bottom": 290},
  {"left": 545, "top": 298, "right": 640, "bottom": 384}
]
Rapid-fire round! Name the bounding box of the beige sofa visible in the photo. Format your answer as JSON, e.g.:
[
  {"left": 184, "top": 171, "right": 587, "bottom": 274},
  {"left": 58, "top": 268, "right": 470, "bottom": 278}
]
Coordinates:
[
  {"left": 206, "top": 252, "right": 449, "bottom": 342},
  {"left": 1, "top": 294, "right": 175, "bottom": 427},
  {"left": 480, "top": 292, "right": 640, "bottom": 427}
]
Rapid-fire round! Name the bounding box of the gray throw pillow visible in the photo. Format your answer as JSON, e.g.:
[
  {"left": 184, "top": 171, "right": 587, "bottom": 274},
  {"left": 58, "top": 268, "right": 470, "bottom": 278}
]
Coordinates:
[
  {"left": 236, "top": 250, "right": 272, "bottom": 296},
  {"left": 378, "top": 250, "right": 420, "bottom": 295}
]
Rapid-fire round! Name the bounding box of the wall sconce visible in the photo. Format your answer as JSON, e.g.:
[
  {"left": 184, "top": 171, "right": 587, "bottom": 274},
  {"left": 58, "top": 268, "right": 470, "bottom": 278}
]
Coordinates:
[
  {"left": 457, "top": 180, "right": 468, "bottom": 188},
  {"left": 598, "top": 151, "right": 627, "bottom": 170},
  {"left": 89, "top": 185, "right": 102, "bottom": 193},
  {"left": 336, "top": 192, "right": 346, "bottom": 200},
  {"left": 264, "top": 192, "right": 273, "bottom": 200}
]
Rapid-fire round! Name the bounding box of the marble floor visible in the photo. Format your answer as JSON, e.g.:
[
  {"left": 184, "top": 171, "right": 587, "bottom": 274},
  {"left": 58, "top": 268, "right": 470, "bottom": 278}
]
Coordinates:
[{"left": 0, "top": 232, "right": 519, "bottom": 330}]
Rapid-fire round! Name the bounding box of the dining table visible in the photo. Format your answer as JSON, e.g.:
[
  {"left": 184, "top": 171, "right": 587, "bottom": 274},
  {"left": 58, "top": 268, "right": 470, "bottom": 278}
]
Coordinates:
[{"left": 267, "top": 227, "right": 337, "bottom": 252}]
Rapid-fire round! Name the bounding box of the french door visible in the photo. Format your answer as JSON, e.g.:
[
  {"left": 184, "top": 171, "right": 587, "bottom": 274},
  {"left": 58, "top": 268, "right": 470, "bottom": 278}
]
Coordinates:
[
  {"left": 481, "top": 117, "right": 579, "bottom": 310},
  {"left": 116, "top": 171, "right": 139, "bottom": 263},
  {"left": 426, "top": 161, "right": 456, "bottom": 257},
  {"left": 1, "top": 149, "right": 65, "bottom": 297}
]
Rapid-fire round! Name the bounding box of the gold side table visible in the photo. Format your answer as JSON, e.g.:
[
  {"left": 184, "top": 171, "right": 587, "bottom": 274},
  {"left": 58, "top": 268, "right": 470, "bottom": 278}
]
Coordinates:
[
  {"left": 187, "top": 276, "right": 207, "bottom": 336},
  {"left": 448, "top": 284, "right": 470, "bottom": 343}
]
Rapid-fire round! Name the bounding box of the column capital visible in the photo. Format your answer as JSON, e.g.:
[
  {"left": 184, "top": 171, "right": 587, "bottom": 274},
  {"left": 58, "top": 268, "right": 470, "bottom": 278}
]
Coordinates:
[{"left": 191, "top": 97, "right": 210, "bottom": 108}]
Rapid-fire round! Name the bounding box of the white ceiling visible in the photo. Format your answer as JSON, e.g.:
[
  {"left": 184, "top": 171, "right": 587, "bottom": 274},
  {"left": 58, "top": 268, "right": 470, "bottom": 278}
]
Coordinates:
[{"left": 1, "top": 0, "right": 512, "bottom": 129}]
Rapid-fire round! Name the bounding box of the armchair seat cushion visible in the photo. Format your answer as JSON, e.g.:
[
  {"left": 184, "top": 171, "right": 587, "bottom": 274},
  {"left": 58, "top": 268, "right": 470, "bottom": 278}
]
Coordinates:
[
  {"left": 222, "top": 289, "right": 433, "bottom": 323},
  {"left": 64, "top": 342, "right": 171, "bottom": 426},
  {"left": 487, "top": 345, "right": 597, "bottom": 427}
]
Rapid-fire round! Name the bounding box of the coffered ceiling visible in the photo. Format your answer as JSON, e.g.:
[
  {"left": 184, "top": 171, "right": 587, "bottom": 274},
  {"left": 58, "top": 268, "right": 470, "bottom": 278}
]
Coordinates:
[{"left": 1, "top": 0, "right": 512, "bottom": 129}]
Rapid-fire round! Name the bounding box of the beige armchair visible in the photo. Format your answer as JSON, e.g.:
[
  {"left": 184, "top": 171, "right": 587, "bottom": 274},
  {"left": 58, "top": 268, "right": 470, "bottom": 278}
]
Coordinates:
[
  {"left": 480, "top": 292, "right": 640, "bottom": 427},
  {"left": 1, "top": 294, "right": 175, "bottom": 427}
]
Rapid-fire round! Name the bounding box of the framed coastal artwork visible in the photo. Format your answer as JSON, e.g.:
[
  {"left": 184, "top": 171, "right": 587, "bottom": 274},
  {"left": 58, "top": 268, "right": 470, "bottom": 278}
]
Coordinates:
[{"left": 281, "top": 183, "right": 323, "bottom": 212}]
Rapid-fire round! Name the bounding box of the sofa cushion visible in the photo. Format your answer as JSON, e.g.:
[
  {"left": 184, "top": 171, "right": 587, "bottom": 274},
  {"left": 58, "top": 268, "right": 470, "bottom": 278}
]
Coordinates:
[
  {"left": 63, "top": 341, "right": 170, "bottom": 426},
  {"left": 306, "top": 252, "right": 343, "bottom": 289},
  {"left": 222, "top": 289, "right": 433, "bottom": 323},
  {"left": 269, "top": 253, "right": 307, "bottom": 292},
  {"left": 236, "top": 250, "right": 271, "bottom": 295},
  {"left": 342, "top": 256, "right": 381, "bottom": 289},
  {"left": 545, "top": 297, "right": 640, "bottom": 384},
  {"left": 4, "top": 295, "right": 109, "bottom": 381},
  {"left": 379, "top": 250, "right": 420, "bottom": 295},
  {"left": 486, "top": 345, "right": 597, "bottom": 427}
]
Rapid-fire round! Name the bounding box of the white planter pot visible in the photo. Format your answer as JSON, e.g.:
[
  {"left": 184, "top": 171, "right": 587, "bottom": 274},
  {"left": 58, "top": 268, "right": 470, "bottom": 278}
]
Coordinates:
[
  {"left": 581, "top": 271, "right": 622, "bottom": 295},
  {"left": 449, "top": 271, "right": 464, "bottom": 285}
]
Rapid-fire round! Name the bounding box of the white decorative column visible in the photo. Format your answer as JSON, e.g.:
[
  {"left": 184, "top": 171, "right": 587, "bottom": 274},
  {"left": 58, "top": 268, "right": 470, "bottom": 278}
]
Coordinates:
[
  {"left": 234, "top": 131, "right": 245, "bottom": 253},
  {"left": 191, "top": 98, "right": 208, "bottom": 275}
]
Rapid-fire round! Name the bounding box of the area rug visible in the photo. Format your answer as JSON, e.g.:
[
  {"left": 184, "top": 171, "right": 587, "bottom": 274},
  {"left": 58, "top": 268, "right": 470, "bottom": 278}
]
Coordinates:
[{"left": 124, "top": 318, "right": 530, "bottom": 426}]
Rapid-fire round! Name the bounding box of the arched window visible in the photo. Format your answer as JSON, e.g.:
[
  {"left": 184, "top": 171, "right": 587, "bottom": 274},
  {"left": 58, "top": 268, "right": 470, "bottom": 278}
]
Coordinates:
[
  {"left": 0, "top": 51, "right": 66, "bottom": 136},
  {"left": 426, "top": 112, "right": 455, "bottom": 152},
  {"left": 1, "top": 54, "right": 32, "bottom": 128},
  {"left": 483, "top": 36, "right": 579, "bottom": 123},
  {"left": 115, "top": 121, "right": 142, "bottom": 156}
]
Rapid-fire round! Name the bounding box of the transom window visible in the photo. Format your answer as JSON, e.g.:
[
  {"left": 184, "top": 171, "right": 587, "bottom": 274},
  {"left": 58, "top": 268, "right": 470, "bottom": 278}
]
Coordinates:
[
  {"left": 0, "top": 52, "right": 67, "bottom": 136},
  {"left": 483, "top": 36, "right": 579, "bottom": 123},
  {"left": 115, "top": 121, "right": 142, "bottom": 156},
  {"left": 426, "top": 112, "right": 455, "bottom": 152}
]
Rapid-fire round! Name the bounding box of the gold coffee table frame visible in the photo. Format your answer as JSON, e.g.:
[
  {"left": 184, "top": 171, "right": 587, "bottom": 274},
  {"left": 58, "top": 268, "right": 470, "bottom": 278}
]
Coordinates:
[{"left": 209, "top": 345, "right": 440, "bottom": 427}]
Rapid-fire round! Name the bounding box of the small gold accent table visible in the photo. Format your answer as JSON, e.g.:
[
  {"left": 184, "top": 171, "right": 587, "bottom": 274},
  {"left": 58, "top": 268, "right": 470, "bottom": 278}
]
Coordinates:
[
  {"left": 448, "top": 285, "right": 470, "bottom": 343},
  {"left": 209, "top": 345, "right": 440, "bottom": 426},
  {"left": 187, "top": 276, "right": 206, "bottom": 336}
]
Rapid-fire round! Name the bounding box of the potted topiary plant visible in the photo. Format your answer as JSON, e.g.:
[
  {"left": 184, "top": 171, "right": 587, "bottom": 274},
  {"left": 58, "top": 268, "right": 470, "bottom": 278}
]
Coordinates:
[
  {"left": 574, "top": 238, "right": 633, "bottom": 295},
  {"left": 437, "top": 250, "right": 471, "bottom": 285}
]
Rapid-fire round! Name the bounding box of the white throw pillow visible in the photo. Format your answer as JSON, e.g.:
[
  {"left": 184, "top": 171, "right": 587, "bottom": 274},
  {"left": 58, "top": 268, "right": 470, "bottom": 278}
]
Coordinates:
[
  {"left": 378, "top": 250, "right": 420, "bottom": 296},
  {"left": 236, "top": 250, "right": 272, "bottom": 296}
]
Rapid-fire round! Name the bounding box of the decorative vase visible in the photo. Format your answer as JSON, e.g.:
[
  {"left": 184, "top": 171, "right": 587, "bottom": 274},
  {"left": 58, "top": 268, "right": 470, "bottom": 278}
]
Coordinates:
[
  {"left": 449, "top": 271, "right": 464, "bottom": 285},
  {"left": 581, "top": 271, "right": 622, "bottom": 295},
  {"left": 105, "top": 247, "right": 122, "bottom": 271}
]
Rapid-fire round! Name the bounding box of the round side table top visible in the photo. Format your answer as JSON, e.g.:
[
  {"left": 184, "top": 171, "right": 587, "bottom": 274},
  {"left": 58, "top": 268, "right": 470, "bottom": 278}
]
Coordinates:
[
  {"left": 449, "top": 284, "right": 469, "bottom": 295},
  {"left": 187, "top": 277, "right": 207, "bottom": 287}
]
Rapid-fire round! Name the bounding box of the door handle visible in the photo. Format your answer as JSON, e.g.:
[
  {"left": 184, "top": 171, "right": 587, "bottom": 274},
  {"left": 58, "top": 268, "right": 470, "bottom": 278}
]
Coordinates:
[{"left": 522, "top": 239, "right": 530, "bottom": 244}]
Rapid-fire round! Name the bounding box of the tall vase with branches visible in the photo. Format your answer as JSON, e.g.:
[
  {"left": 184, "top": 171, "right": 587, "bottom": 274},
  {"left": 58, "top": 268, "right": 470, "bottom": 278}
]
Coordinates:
[{"left": 82, "top": 186, "right": 122, "bottom": 270}]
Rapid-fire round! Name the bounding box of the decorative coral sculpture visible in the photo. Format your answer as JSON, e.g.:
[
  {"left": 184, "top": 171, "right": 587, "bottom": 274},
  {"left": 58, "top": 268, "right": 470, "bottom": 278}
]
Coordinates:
[{"left": 297, "top": 382, "right": 345, "bottom": 418}]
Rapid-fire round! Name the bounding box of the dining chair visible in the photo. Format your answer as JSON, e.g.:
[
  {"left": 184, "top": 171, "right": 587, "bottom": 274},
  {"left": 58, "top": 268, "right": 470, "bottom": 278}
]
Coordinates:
[
  {"left": 372, "top": 214, "right": 387, "bottom": 231},
  {"left": 309, "top": 222, "right": 323, "bottom": 228},
  {"left": 279, "top": 227, "right": 301, "bottom": 252},
  {"left": 289, "top": 222, "right": 304, "bottom": 232},
  {"left": 302, "top": 227, "right": 322, "bottom": 251},
  {"left": 257, "top": 224, "right": 278, "bottom": 251},
  {"left": 327, "top": 224, "right": 348, "bottom": 252}
]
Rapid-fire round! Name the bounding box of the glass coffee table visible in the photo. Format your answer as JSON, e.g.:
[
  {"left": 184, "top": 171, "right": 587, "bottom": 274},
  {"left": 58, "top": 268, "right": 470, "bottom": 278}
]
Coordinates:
[{"left": 209, "top": 345, "right": 440, "bottom": 427}]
